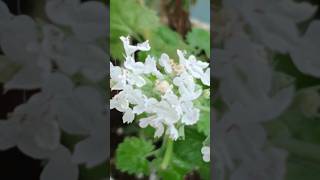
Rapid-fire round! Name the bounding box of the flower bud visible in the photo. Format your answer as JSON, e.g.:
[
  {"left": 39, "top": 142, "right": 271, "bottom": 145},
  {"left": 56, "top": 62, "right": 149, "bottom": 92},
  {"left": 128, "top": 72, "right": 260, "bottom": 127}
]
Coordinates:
[
  {"left": 203, "top": 89, "right": 210, "bottom": 99},
  {"left": 169, "top": 59, "right": 185, "bottom": 75},
  {"left": 155, "top": 80, "right": 170, "bottom": 94}
]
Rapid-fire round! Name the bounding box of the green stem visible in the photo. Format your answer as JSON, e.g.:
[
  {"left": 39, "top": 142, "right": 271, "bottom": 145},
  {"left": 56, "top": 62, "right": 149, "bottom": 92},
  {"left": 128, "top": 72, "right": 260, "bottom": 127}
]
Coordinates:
[
  {"left": 161, "top": 138, "right": 174, "bottom": 170},
  {"left": 146, "top": 149, "right": 160, "bottom": 157},
  {"left": 272, "top": 137, "right": 320, "bottom": 161}
]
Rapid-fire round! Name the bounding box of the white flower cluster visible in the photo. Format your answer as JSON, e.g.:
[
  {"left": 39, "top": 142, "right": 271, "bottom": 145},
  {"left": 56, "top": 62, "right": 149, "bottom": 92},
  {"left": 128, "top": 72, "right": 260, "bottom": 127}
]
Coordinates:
[{"left": 110, "top": 36, "right": 210, "bottom": 140}]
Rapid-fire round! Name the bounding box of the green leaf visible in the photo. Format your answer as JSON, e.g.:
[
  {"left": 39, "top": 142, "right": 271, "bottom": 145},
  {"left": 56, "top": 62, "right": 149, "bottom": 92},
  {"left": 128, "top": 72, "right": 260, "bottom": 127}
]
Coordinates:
[
  {"left": 198, "top": 162, "right": 210, "bottom": 180},
  {"left": 158, "top": 167, "right": 182, "bottom": 180},
  {"left": 146, "top": 26, "right": 191, "bottom": 59},
  {"left": 174, "top": 128, "right": 204, "bottom": 165},
  {"left": 172, "top": 128, "right": 209, "bottom": 179},
  {"left": 110, "top": 0, "right": 193, "bottom": 63},
  {"left": 186, "top": 28, "right": 210, "bottom": 57},
  {"left": 115, "top": 137, "right": 155, "bottom": 175},
  {"left": 197, "top": 111, "right": 210, "bottom": 136},
  {"left": 171, "top": 156, "right": 194, "bottom": 175},
  {"left": 158, "top": 156, "right": 194, "bottom": 180},
  {"left": 110, "top": 0, "right": 160, "bottom": 60}
]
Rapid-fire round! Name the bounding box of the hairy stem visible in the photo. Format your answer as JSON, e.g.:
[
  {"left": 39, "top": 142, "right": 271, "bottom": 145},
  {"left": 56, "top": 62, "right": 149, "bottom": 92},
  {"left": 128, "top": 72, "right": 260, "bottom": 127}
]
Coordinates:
[{"left": 161, "top": 138, "right": 174, "bottom": 170}]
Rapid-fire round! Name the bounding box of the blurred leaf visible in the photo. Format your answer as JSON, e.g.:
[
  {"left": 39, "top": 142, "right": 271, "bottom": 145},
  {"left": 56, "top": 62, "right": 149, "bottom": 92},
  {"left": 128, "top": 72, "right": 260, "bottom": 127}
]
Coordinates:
[
  {"left": 186, "top": 28, "right": 210, "bottom": 57},
  {"left": 198, "top": 162, "right": 210, "bottom": 180},
  {"left": 115, "top": 137, "right": 155, "bottom": 175},
  {"left": 158, "top": 167, "right": 182, "bottom": 180},
  {"left": 0, "top": 55, "right": 20, "bottom": 83},
  {"left": 197, "top": 111, "right": 210, "bottom": 136},
  {"left": 159, "top": 156, "right": 201, "bottom": 180},
  {"left": 110, "top": 0, "right": 160, "bottom": 60},
  {"left": 110, "top": 0, "right": 193, "bottom": 63},
  {"left": 146, "top": 26, "right": 191, "bottom": 59}
]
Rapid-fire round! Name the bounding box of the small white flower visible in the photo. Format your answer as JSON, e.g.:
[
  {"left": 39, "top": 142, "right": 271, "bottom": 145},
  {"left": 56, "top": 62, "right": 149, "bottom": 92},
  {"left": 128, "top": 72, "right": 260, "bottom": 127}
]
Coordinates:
[
  {"left": 201, "top": 68, "right": 211, "bottom": 86},
  {"left": 126, "top": 70, "right": 146, "bottom": 87},
  {"left": 162, "top": 89, "right": 183, "bottom": 116},
  {"left": 139, "top": 116, "right": 154, "bottom": 128},
  {"left": 201, "top": 146, "right": 210, "bottom": 162},
  {"left": 166, "top": 124, "right": 179, "bottom": 140},
  {"left": 139, "top": 115, "right": 164, "bottom": 138},
  {"left": 159, "top": 53, "right": 172, "bottom": 73},
  {"left": 154, "top": 123, "right": 165, "bottom": 138},
  {"left": 133, "top": 97, "right": 158, "bottom": 115},
  {"left": 111, "top": 61, "right": 146, "bottom": 89},
  {"left": 120, "top": 36, "right": 150, "bottom": 57},
  {"left": 122, "top": 108, "right": 134, "bottom": 124},
  {"left": 153, "top": 100, "right": 180, "bottom": 125},
  {"left": 110, "top": 62, "right": 126, "bottom": 90},
  {"left": 181, "top": 101, "right": 200, "bottom": 125},
  {"left": 123, "top": 86, "right": 145, "bottom": 105},
  {"left": 177, "top": 50, "right": 209, "bottom": 81},
  {"left": 110, "top": 91, "right": 129, "bottom": 112},
  {"left": 124, "top": 56, "right": 145, "bottom": 74},
  {"left": 110, "top": 89, "right": 136, "bottom": 123},
  {"left": 187, "top": 55, "right": 209, "bottom": 78},
  {"left": 173, "top": 72, "right": 202, "bottom": 101},
  {"left": 144, "top": 55, "right": 163, "bottom": 78}
]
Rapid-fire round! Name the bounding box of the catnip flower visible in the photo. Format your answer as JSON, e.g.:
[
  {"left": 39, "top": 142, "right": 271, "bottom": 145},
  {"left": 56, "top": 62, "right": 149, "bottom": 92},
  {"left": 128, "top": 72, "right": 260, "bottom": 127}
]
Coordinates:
[
  {"left": 120, "top": 36, "right": 150, "bottom": 57},
  {"left": 159, "top": 53, "right": 173, "bottom": 73},
  {"left": 177, "top": 50, "right": 210, "bottom": 86},
  {"left": 110, "top": 36, "right": 210, "bottom": 140},
  {"left": 201, "top": 146, "right": 210, "bottom": 162}
]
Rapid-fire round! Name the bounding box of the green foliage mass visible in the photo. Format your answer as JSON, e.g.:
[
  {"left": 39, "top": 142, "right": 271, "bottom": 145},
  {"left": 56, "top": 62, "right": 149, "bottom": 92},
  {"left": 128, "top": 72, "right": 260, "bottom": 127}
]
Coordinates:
[{"left": 187, "top": 28, "right": 210, "bottom": 57}]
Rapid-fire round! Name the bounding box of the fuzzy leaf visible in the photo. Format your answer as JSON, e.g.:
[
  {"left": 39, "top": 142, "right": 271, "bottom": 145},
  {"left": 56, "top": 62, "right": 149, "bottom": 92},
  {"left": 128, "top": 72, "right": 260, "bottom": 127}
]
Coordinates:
[
  {"left": 172, "top": 128, "right": 209, "bottom": 179},
  {"left": 174, "top": 128, "right": 204, "bottom": 165},
  {"left": 115, "top": 137, "right": 154, "bottom": 175}
]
